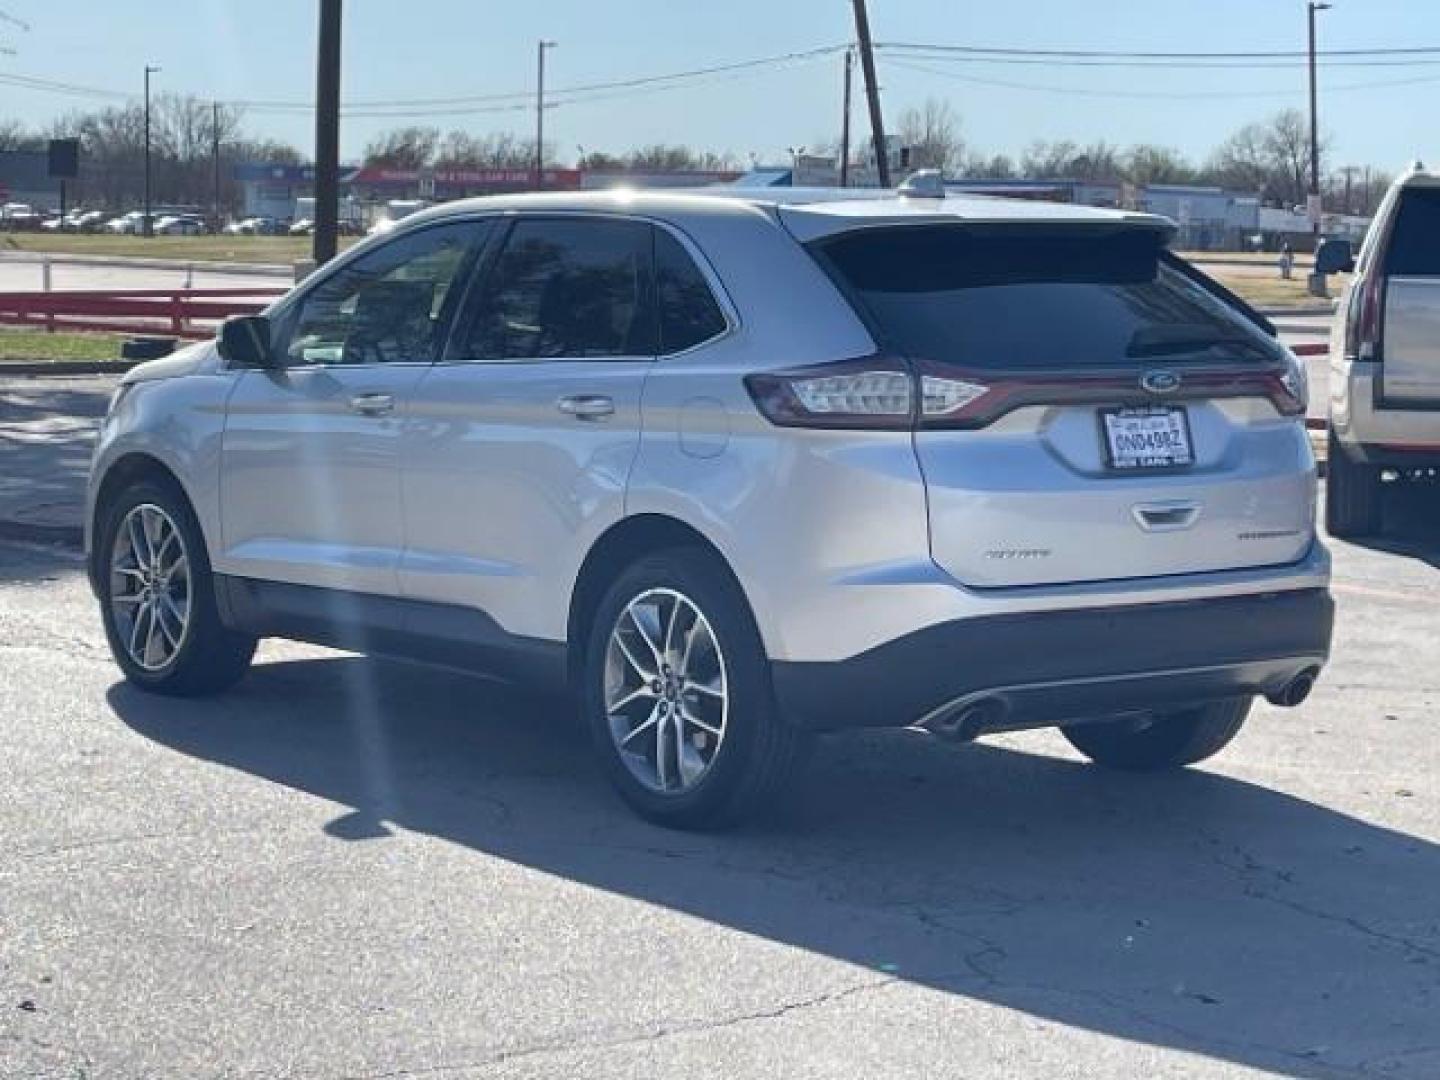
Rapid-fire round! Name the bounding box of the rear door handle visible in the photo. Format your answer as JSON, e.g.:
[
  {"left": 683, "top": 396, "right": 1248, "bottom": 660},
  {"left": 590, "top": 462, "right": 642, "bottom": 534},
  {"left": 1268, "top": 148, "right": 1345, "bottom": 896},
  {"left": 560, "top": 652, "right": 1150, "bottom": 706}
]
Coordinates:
[
  {"left": 349, "top": 393, "right": 395, "bottom": 417},
  {"left": 556, "top": 394, "right": 615, "bottom": 421}
]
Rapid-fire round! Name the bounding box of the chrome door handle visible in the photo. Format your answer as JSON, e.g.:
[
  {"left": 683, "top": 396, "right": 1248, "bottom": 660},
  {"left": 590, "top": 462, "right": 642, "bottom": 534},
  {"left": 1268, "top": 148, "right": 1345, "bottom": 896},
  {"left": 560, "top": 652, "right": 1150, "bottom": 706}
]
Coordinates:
[
  {"left": 349, "top": 393, "right": 395, "bottom": 417},
  {"left": 556, "top": 394, "right": 615, "bottom": 421}
]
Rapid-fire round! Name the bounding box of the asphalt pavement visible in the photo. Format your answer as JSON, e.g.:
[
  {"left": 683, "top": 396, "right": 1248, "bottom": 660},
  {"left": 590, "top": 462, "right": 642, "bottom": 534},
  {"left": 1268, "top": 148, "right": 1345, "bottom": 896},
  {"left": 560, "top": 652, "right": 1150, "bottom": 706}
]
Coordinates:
[
  {"left": 1, "top": 358, "right": 1440, "bottom": 1076},
  {"left": 1, "top": 487, "right": 1439, "bottom": 1077}
]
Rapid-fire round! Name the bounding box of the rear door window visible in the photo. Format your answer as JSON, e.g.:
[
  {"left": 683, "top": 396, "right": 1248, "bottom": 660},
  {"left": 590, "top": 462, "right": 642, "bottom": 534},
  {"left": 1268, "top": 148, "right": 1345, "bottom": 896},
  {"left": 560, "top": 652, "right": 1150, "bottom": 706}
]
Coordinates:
[
  {"left": 455, "top": 217, "right": 655, "bottom": 361},
  {"left": 1384, "top": 188, "right": 1440, "bottom": 277},
  {"left": 812, "top": 226, "right": 1278, "bottom": 370}
]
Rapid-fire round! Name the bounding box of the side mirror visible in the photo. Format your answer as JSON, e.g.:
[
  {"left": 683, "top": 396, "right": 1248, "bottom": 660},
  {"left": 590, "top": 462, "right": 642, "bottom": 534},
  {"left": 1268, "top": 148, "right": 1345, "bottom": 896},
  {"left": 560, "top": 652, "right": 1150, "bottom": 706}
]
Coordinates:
[{"left": 218, "top": 315, "right": 275, "bottom": 368}]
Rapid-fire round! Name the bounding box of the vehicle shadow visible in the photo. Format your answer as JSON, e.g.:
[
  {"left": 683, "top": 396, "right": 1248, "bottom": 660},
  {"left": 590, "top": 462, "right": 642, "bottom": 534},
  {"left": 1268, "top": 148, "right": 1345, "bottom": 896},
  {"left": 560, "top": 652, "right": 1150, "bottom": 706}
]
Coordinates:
[
  {"left": 110, "top": 658, "right": 1440, "bottom": 1077},
  {"left": 1346, "top": 481, "right": 1440, "bottom": 571}
]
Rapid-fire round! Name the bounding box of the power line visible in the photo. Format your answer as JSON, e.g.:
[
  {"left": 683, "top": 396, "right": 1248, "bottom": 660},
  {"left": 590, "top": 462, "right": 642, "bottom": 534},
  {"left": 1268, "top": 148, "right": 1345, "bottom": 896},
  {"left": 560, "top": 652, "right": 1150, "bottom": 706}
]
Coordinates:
[
  {"left": 876, "top": 41, "right": 1440, "bottom": 60},
  {"left": 886, "top": 57, "right": 1440, "bottom": 102},
  {"left": 878, "top": 47, "right": 1440, "bottom": 70},
  {"left": 232, "top": 44, "right": 847, "bottom": 113},
  {"left": 0, "top": 8, "right": 30, "bottom": 31}
]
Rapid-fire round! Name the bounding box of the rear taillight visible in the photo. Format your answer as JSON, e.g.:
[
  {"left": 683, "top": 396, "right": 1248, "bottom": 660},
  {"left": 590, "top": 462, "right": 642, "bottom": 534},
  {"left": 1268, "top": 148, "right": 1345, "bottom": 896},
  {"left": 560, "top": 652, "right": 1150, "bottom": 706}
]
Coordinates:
[
  {"left": 746, "top": 355, "right": 1305, "bottom": 431},
  {"left": 1344, "top": 272, "right": 1384, "bottom": 363},
  {"left": 744, "top": 355, "right": 915, "bottom": 429}
]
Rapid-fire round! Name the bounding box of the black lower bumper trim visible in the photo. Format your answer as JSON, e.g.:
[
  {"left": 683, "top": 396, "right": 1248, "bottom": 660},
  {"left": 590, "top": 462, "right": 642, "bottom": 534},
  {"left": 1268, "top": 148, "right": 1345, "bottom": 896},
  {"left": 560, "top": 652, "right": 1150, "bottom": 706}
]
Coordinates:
[{"left": 771, "top": 588, "right": 1333, "bottom": 731}]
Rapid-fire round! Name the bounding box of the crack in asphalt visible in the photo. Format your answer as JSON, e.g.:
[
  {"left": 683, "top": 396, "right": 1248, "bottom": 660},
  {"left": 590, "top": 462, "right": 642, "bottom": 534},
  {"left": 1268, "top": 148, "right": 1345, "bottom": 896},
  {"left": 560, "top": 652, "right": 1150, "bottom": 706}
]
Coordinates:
[
  {"left": 336, "top": 977, "right": 900, "bottom": 1079},
  {"left": 1203, "top": 837, "right": 1440, "bottom": 964}
]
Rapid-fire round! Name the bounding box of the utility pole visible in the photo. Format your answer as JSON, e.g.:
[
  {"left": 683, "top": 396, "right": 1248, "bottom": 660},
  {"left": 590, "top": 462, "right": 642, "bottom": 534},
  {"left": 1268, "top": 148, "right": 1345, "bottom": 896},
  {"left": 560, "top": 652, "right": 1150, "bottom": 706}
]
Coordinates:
[
  {"left": 1307, "top": 1, "right": 1331, "bottom": 238},
  {"left": 850, "top": 0, "right": 889, "bottom": 187},
  {"left": 143, "top": 64, "right": 160, "bottom": 237},
  {"left": 535, "top": 40, "right": 557, "bottom": 190},
  {"left": 313, "top": 0, "right": 342, "bottom": 266},
  {"left": 839, "top": 48, "right": 853, "bottom": 188},
  {"left": 212, "top": 100, "right": 223, "bottom": 232}
]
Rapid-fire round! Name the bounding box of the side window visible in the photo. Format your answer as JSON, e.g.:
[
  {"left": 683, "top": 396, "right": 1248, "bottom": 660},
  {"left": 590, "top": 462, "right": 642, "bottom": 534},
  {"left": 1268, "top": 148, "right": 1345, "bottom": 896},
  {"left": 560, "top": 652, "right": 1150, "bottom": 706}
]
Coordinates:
[
  {"left": 1385, "top": 188, "right": 1440, "bottom": 277},
  {"left": 458, "top": 217, "right": 654, "bottom": 361},
  {"left": 656, "top": 229, "right": 727, "bottom": 353},
  {"left": 279, "top": 221, "right": 486, "bottom": 366}
]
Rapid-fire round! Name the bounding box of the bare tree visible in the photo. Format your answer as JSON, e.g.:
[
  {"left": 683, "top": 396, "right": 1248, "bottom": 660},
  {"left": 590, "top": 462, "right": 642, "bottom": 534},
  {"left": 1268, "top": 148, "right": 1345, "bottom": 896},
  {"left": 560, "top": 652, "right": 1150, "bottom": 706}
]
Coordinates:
[
  {"left": 895, "top": 98, "right": 963, "bottom": 173},
  {"left": 1205, "top": 110, "right": 1328, "bottom": 206},
  {"left": 363, "top": 126, "right": 440, "bottom": 169},
  {"left": 1125, "top": 145, "right": 1196, "bottom": 186},
  {"left": 434, "top": 130, "right": 537, "bottom": 169},
  {"left": 0, "top": 118, "right": 40, "bottom": 152},
  {"left": 953, "top": 153, "right": 1016, "bottom": 179}
]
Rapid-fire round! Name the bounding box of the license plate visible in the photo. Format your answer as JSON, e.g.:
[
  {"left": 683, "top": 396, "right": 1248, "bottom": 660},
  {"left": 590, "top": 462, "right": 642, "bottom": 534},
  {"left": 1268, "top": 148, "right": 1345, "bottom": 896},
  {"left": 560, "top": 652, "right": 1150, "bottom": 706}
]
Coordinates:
[{"left": 1100, "top": 406, "right": 1194, "bottom": 471}]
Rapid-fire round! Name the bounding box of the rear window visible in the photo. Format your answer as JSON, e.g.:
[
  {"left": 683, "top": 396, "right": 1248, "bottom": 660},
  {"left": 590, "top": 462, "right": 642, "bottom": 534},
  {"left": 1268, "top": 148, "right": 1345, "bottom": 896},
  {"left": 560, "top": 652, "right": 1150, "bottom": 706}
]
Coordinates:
[
  {"left": 1384, "top": 188, "right": 1440, "bottom": 276},
  {"left": 813, "top": 226, "right": 1276, "bottom": 370}
]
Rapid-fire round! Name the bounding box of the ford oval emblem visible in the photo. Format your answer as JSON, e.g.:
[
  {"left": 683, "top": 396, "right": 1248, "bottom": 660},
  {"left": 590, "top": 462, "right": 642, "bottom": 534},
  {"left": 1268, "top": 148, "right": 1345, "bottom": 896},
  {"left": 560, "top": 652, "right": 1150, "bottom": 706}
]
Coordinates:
[{"left": 1141, "top": 369, "right": 1182, "bottom": 395}]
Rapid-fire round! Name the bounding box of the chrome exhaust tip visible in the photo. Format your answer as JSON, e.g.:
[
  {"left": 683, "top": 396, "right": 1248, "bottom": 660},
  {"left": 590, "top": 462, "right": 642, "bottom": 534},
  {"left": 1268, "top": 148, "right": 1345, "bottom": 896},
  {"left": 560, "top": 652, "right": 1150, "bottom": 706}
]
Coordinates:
[{"left": 1266, "top": 668, "right": 1319, "bottom": 709}]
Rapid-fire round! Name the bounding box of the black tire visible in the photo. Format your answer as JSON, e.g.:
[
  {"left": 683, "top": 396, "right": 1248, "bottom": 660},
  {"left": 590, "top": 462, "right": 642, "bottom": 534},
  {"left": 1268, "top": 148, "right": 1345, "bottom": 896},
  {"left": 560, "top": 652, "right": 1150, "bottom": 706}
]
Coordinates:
[
  {"left": 1062, "top": 698, "right": 1252, "bottom": 772},
  {"left": 96, "top": 475, "right": 256, "bottom": 696},
  {"left": 581, "top": 547, "right": 810, "bottom": 830},
  {"left": 1326, "top": 430, "right": 1382, "bottom": 538}
]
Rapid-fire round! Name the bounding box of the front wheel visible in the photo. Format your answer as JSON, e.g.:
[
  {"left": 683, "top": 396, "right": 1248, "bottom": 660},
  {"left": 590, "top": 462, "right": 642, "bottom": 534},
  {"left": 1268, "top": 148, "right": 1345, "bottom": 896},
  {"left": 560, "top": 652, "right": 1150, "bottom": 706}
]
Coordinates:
[
  {"left": 582, "top": 548, "right": 810, "bottom": 830},
  {"left": 1062, "top": 698, "right": 1252, "bottom": 772},
  {"left": 97, "top": 477, "right": 257, "bottom": 696}
]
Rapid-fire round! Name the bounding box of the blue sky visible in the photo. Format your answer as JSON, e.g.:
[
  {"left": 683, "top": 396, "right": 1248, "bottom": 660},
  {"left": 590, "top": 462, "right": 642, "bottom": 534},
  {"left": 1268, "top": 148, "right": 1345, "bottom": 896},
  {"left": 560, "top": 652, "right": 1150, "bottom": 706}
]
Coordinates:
[{"left": 1, "top": 0, "right": 1435, "bottom": 169}]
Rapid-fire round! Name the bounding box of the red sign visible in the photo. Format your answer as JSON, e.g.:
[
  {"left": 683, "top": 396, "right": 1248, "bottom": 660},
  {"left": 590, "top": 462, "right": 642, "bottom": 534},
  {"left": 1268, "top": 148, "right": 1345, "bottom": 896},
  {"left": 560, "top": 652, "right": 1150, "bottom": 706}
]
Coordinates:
[{"left": 350, "top": 166, "right": 581, "bottom": 189}]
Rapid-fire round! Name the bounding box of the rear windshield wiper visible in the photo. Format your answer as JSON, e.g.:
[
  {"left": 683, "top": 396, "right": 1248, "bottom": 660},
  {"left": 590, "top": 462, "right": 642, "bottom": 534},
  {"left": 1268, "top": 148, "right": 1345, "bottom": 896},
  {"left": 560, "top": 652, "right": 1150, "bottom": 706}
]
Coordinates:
[{"left": 1125, "top": 325, "right": 1271, "bottom": 359}]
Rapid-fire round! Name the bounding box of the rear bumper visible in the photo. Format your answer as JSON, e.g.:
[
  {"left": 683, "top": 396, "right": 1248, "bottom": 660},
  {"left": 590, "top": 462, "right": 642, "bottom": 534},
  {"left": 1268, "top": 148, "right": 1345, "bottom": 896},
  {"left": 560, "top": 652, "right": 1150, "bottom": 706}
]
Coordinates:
[
  {"left": 771, "top": 587, "right": 1333, "bottom": 732},
  {"left": 1333, "top": 365, "right": 1440, "bottom": 465}
]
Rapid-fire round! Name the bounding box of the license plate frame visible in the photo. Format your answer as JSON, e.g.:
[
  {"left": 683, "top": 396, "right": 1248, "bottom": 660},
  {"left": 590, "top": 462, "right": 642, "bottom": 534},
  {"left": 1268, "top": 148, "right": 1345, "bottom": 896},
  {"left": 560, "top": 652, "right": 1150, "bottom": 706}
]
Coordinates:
[{"left": 1099, "top": 405, "right": 1195, "bottom": 472}]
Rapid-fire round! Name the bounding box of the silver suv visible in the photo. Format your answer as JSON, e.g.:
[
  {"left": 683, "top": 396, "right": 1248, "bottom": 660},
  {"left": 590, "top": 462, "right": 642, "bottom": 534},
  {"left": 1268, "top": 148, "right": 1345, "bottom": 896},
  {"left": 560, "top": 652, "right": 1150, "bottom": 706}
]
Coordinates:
[
  {"left": 88, "top": 186, "right": 1333, "bottom": 828},
  {"left": 1328, "top": 163, "right": 1440, "bottom": 537}
]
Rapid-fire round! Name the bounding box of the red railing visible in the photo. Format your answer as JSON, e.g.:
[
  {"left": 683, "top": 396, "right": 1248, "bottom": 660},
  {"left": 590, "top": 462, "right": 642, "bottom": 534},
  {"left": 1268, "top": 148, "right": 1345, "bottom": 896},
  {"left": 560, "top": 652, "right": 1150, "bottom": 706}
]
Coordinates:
[{"left": 0, "top": 287, "right": 285, "bottom": 340}]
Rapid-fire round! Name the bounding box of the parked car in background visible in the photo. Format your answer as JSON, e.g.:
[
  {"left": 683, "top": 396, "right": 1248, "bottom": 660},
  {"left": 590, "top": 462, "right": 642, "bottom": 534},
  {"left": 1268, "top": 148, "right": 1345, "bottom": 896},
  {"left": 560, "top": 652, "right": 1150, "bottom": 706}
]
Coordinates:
[
  {"left": 107, "top": 211, "right": 151, "bottom": 235},
  {"left": 153, "top": 215, "right": 207, "bottom": 236},
  {"left": 1328, "top": 163, "right": 1440, "bottom": 537},
  {"left": 225, "top": 216, "right": 283, "bottom": 236},
  {"left": 0, "top": 203, "right": 44, "bottom": 231},
  {"left": 76, "top": 209, "right": 113, "bottom": 233},
  {"left": 87, "top": 184, "right": 1331, "bottom": 829},
  {"left": 288, "top": 218, "right": 313, "bottom": 236}
]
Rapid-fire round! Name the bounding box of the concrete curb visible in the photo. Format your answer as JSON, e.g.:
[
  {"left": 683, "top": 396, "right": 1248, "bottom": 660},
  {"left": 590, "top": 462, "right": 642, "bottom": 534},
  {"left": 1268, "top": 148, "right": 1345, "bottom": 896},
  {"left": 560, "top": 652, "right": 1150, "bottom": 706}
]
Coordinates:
[
  {"left": 0, "top": 360, "right": 135, "bottom": 376},
  {"left": 0, "top": 250, "right": 291, "bottom": 278},
  {"left": 1258, "top": 305, "right": 1337, "bottom": 318}
]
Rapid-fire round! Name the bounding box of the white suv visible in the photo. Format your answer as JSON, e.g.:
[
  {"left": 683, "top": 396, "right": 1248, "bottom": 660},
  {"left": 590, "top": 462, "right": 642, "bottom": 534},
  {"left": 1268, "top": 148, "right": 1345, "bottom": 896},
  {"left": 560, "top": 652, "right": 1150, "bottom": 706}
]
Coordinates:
[
  {"left": 1328, "top": 163, "right": 1440, "bottom": 536},
  {"left": 88, "top": 186, "right": 1333, "bottom": 828}
]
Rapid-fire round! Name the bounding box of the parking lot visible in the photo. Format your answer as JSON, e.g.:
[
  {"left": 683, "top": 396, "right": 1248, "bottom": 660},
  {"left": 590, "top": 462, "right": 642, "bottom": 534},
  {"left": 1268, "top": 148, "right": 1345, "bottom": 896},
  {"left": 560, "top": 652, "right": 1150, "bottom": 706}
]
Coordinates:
[{"left": 1, "top": 477, "right": 1437, "bottom": 1077}]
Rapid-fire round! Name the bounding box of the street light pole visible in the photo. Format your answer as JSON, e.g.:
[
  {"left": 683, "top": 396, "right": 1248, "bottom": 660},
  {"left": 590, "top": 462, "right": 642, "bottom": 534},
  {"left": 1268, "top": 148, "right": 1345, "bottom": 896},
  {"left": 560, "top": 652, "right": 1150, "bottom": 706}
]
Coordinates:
[
  {"left": 839, "top": 48, "right": 853, "bottom": 188},
  {"left": 1307, "top": 1, "right": 1331, "bottom": 238},
  {"left": 535, "top": 40, "right": 557, "bottom": 191},
  {"left": 143, "top": 64, "right": 160, "bottom": 238}
]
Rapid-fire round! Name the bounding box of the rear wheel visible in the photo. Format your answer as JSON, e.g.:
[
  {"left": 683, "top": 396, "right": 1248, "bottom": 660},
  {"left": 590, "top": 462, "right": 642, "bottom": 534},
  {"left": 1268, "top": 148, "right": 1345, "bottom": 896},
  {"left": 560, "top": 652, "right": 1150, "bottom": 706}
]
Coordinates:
[
  {"left": 1326, "top": 430, "right": 1382, "bottom": 538},
  {"left": 1062, "top": 698, "right": 1251, "bottom": 772},
  {"left": 582, "top": 548, "right": 810, "bottom": 830},
  {"left": 97, "top": 477, "right": 256, "bottom": 696}
]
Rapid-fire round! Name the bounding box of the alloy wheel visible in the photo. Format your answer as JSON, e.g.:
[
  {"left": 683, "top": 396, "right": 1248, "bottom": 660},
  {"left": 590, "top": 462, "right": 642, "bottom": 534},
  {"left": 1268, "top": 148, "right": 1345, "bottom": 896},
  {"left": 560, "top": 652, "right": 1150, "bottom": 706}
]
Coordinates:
[
  {"left": 604, "top": 587, "right": 729, "bottom": 794},
  {"left": 109, "top": 503, "right": 191, "bottom": 671}
]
